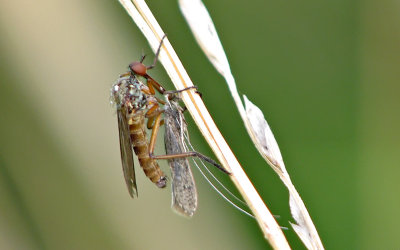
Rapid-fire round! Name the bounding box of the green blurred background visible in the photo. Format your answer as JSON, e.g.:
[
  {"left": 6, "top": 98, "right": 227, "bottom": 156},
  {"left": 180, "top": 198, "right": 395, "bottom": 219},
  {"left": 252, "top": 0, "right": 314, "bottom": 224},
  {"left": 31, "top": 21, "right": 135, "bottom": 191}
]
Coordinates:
[{"left": 0, "top": 0, "right": 398, "bottom": 249}]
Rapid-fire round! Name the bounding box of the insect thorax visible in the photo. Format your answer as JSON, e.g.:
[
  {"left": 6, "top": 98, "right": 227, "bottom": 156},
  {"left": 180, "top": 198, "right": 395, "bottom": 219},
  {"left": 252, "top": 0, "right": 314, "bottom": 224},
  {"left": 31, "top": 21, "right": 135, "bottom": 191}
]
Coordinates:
[{"left": 111, "top": 75, "right": 154, "bottom": 113}]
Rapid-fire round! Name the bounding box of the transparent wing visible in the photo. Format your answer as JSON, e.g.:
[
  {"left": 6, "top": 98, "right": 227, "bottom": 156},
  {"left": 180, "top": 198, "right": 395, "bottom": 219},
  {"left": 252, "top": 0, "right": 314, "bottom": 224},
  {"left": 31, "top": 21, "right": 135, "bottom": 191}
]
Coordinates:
[
  {"left": 169, "top": 157, "right": 197, "bottom": 217},
  {"left": 164, "top": 102, "right": 197, "bottom": 217},
  {"left": 117, "top": 108, "right": 138, "bottom": 198}
]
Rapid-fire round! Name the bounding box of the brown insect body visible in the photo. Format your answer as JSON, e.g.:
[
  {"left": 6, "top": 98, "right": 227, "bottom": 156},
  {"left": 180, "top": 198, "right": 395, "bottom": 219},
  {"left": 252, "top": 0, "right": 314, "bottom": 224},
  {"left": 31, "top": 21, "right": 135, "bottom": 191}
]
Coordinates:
[
  {"left": 112, "top": 75, "right": 166, "bottom": 197},
  {"left": 128, "top": 110, "right": 166, "bottom": 188}
]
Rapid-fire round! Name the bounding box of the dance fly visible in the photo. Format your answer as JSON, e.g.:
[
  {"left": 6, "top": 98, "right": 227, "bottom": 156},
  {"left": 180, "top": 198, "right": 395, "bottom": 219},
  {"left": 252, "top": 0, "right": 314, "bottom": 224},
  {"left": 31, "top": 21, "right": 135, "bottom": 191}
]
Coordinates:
[
  {"left": 111, "top": 35, "right": 230, "bottom": 216},
  {"left": 111, "top": 74, "right": 167, "bottom": 197}
]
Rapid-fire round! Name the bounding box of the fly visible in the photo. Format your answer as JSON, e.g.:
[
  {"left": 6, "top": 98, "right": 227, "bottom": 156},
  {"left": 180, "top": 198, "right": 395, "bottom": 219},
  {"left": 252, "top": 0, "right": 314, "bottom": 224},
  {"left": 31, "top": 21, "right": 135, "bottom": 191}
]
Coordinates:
[
  {"left": 111, "top": 36, "right": 170, "bottom": 197},
  {"left": 111, "top": 35, "right": 230, "bottom": 214},
  {"left": 111, "top": 75, "right": 167, "bottom": 197}
]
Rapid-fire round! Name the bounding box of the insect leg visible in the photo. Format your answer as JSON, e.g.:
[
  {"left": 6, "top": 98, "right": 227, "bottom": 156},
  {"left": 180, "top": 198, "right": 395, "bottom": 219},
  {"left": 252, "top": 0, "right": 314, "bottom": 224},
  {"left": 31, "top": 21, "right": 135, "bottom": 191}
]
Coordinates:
[
  {"left": 147, "top": 34, "right": 167, "bottom": 70},
  {"left": 146, "top": 76, "right": 167, "bottom": 94},
  {"left": 148, "top": 112, "right": 164, "bottom": 156},
  {"left": 145, "top": 104, "right": 164, "bottom": 129},
  {"left": 164, "top": 86, "right": 199, "bottom": 97},
  {"left": 146, "top": 113, "right": 165, "bottom": 130},
  {"left": 151, "top": 151, "right": 230, "bottom": 175},
  {"left": 119, "top": 72, "right": 131, "bottom": 78}
]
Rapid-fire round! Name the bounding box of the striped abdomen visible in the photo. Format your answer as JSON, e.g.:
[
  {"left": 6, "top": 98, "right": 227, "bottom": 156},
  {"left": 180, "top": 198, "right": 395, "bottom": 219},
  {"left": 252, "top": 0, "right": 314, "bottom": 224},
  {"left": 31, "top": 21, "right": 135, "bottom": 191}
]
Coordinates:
[{"left": 129, "top": 114, "right": 167, "bottom": 188}]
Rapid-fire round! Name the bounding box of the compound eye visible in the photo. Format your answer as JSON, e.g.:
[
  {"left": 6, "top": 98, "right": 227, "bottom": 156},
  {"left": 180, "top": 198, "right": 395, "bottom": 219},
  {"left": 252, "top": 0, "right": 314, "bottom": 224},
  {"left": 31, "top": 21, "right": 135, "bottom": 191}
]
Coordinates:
[{"left": 129, "top": 61, "right": 147, "bottom": 76}]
